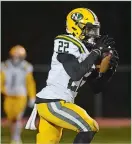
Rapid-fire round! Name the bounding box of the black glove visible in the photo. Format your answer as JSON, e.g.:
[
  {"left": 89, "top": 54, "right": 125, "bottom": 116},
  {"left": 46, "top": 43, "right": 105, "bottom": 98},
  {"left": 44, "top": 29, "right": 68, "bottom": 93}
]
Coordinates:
[
  {"left": 109, "top": 50, "right": 119, "bottom": 70},
  {"left": 93, "top": 35, "right": 115, "bottom": 56}
]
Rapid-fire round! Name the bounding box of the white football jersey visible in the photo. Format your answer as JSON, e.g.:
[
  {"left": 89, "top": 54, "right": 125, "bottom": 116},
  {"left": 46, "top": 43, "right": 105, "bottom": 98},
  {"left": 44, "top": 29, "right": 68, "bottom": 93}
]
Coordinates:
[
  {"left": 37, "top": 34, "right": 95, "bottom": 103},
  {"left": 1, "top": 60, "right": 33, "bottom": 97}
]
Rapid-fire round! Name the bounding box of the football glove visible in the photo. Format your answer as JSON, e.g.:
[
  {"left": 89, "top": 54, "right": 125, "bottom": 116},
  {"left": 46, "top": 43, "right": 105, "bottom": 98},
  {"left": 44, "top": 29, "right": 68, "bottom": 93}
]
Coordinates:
[
  {"left": 92, "top": 35, "right": 115, "bottom": 56},
  {"left": 109, "top": 50, "right": 119, "bottom": 70}
]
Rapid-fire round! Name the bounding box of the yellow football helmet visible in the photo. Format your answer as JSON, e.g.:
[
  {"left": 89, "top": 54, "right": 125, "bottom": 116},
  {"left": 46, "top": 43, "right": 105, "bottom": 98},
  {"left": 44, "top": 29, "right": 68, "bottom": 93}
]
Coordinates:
[
  {"left": 9, "top": 45, "right": 26, "bottom": 58},
  {"left": 66, "top": 8, "right": 100, "bottom": 40},
  {"left": 9, "top": 45, "right": 27, "bottom": 65}
]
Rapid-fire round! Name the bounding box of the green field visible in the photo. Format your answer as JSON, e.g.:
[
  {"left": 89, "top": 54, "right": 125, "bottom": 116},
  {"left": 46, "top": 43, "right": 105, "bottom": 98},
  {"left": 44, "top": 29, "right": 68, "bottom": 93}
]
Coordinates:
[{"left": 1, "top": 126, "right": 131, "bottom": 144}]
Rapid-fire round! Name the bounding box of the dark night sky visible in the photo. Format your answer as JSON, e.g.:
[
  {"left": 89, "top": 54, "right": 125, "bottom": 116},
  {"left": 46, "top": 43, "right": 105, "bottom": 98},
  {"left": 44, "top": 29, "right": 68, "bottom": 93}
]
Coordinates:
[{"left": 1, "top": 1, "right": 131, "bottom": 65}]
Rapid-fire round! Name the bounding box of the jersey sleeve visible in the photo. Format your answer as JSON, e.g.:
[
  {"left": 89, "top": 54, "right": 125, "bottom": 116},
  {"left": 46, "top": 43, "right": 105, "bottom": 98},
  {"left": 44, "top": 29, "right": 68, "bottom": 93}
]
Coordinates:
[
  {"left": 57, "top": 51, "right": 99, "bottom": 81},
  {"left": 54, "top": 35, "right": 82, "bottom": 58},
  {"left": 0, "top": 62, "right": 7, "bottom": 95},
  {"left": 24, "top": 61, "right": 36, "bottom": 99}
]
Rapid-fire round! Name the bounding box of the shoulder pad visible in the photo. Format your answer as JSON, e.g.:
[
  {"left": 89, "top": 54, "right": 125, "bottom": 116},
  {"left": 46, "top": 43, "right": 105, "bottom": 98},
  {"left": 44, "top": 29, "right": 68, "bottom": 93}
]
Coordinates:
[
  {"left": 23, "top": 61, "right": 33, "bottom": 73},
  {"left": 1, "top": 61, "right": 8, "bottom": 71},
  {"left": 54, "top": 34, "right": 85, "bottom": 58},
  {"left": 55, "top": 34, "right": 85, "bottom": 54}
]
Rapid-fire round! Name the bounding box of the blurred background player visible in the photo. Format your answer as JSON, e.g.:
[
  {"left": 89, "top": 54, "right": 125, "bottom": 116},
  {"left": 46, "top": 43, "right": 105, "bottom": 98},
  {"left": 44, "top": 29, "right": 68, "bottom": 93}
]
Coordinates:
[
  {"left": 1, "top": 45, "right": 36, "bottom": 144},
  {"left": 26, "top": 8, "right": 119, "bottom": 144}
]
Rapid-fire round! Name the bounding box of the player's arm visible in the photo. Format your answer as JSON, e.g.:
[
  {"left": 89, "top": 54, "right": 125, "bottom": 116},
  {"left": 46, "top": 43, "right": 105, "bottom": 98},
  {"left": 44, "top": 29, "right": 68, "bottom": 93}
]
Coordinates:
[
  {"left": 57, "top": 51, "right": 100, "bottom": 81},
  {"left": 87, "top": 50, "right": 119, "bottom": 94},
  {"left": 0, "top": 62, "right": 7, "bottom": 96},
  {"left": 56, "top": 35, "right": 114, "bottom": 81},
  {"left": 25, "top": 64, "right": 36, "bottom": 107},
  {"left": 87, "top": 68, "right": 115, "bottom": 94},
  {"left": 0, "top": 71, "right": 6, "bottom": 96},
  {"left": 26, "top": 72, "right": 36, "bottom": 99}
]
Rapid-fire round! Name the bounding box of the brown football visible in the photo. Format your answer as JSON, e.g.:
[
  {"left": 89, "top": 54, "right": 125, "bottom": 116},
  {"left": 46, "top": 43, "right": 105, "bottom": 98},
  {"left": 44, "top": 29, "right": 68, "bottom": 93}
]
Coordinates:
[
  {"left": 96, "top": 53, "right": 112, "bottom": 73},
  {"left": 99, "top": 54, "right": 111, "bottom": 73}
]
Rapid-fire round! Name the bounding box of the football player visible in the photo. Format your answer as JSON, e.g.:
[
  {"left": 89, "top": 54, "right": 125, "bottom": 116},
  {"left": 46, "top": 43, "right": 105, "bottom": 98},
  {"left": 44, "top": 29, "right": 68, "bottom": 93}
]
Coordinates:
[
  {"left": 25, "top": 8, "right": 119, "bottom": 144},
  {"left": 1, "top": 45, "right": 36, "bottom": 144}
]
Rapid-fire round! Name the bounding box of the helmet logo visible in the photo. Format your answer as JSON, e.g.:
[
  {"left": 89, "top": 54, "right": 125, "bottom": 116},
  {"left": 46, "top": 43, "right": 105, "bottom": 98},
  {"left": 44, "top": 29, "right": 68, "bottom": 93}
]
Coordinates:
[{"left": 71, "top": 13, "right": 83, "bottom": 22}]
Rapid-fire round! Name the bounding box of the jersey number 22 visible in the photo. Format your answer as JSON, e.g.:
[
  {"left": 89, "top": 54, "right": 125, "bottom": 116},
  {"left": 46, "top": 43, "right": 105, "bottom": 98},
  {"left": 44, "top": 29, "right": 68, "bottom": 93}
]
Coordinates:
[{"left": 58, "top": 41, "right": 69, "bottom": 53}]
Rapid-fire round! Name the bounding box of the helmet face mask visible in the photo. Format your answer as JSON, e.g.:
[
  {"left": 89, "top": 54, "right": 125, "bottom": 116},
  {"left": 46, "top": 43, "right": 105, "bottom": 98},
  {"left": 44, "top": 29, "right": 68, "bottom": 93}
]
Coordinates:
[
  {"left": 80, "top": 22, "right": 100, "bottom": 39},
  {"left": 10, "top": 55, "right": 25, "bottom": 66},
  {"left": 80, "top": 23, "right": 101, "bottom": 52}
]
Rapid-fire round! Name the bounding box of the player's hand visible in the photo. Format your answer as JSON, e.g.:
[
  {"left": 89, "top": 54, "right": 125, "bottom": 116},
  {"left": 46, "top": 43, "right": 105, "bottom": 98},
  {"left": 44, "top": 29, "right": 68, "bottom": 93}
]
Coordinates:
[
  {"left": 28, "top": 98, "right": 35, "bottom": 108},
  {"left": 93, "top": 35, "right": 115, "bottom": 56}
]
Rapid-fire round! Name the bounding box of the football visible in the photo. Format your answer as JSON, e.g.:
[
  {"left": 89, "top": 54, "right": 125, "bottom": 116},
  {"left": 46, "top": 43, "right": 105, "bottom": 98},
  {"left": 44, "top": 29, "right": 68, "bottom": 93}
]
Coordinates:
[
  {"left": 99, "top": 54, "right": 111, "bottom": 73},
  {"left": 96, "top": 52, "right": 112, "bottom": 73}
]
